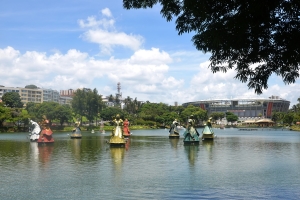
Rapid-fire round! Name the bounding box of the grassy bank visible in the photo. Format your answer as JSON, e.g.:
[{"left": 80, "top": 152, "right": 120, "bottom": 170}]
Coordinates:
[{"left": 0, "top": 125, "right": 161, "bottom": 133}]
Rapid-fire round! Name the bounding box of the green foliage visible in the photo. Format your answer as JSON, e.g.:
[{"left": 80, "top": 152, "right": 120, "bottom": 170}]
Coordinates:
[
  {"left": 100, "top": 107, "right": 126, "bottom": 121},
  {"left": 72, "top": 88, "right": 104, "bottom": 123},
  {"left": 36, "top": 102, "right": 59, "bottom": 121},
  {"left": 1, "top": 92, "right": 23, "bottom": 108},
  {"left": 25, "top": 102, "right": 37, "bottom": 118},
  {"left": 123, "top": 97, "right": 143, "bottom": 114},
  {"left": 139, "top": 102, "right": 170, "bottom": 121},
  {"left": 283, "top": 112, "right": 294, "bottom": 125},
  {"left": 10, "top": 108, "right": 30, "bottom": 127},
  {"left": 271, "top": 112, "right": 285, "bottom": 124},
  {"left": 55, "top": 104, "right": 72, "bottom": 126},
  {"left": 210, "top": 112, "right": 225, "bottom": 121},
  {"left": 0, "top": 103, "right": 11, "bottom": 127},
  {"left": 25, "top": 85, "right": 38, "bottom": 89},
  {"left": 226, "top": 112, "right": 238, "bottom": 123},
  {"left": 123, "top": 0, "right": 300, "bottom": 94},
  {"left": 180, "top": 105, "right": 207, "bottom": 124}
]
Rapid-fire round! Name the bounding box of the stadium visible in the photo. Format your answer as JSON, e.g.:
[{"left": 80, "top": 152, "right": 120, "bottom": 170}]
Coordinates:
[{"left": 182, "top": 95, "right": 290, "bottom": 119}]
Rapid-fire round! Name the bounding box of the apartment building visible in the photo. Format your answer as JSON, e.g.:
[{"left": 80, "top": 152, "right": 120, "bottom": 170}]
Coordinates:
[{"left": 0, "top": 85, "right": 62, "bottom": 106}]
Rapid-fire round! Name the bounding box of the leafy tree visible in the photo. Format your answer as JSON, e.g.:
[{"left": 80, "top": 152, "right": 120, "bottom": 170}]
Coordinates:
[
  {"left": 36, "top": 102, "right": 60, "bottom": 123},
  {"left": 139, "top": 102, "right": 170, "bottom": 121},
  {"left": 25, "top": 84, "right": 38, "bottom": 89},
  {"left": 0, "top": 103, "right": 11, "bottom": 127},
  {"left": 85, "top": 89, "right": 100, "bottom": 123},
  {"left": 108, "top": 94, "right": 114, "bottom": 103},
  {"left": 25, "top": 102, "right": 39, "bottom": 120},
  {"left": 55, "top": 104, "right": 72, "bottom": 126},
  {"left": 271, "top": 112, "right": 285, "bottom": 124},
  {"left": 72, "top": 89, "right": 87, "bottom": 121},
  {"left": 210, "top": 112, "right": 225, "bottom": 122},
  {"left": 123, "top": 0, "right": 300, "bottom": 94},
  {"left": 162, "top": 111, "right": 180, "bottom": 126},
  {"left": 180, "top": 105, "right": 207, "bottom": 125},
  {"left": 283, "top": 112, "right": 294, "bottom": 125},
  {"left": 226, "top": 112, "right": 238, "bottom": 123},
  {"left": 1, "top": 92, "right": 23, "bottom": 108},
  {"left": 10, "top": 108, "right": 30, "bottom": 128},
  {"left": 100, "top": 107, "right": 125, "bottom": 121}
]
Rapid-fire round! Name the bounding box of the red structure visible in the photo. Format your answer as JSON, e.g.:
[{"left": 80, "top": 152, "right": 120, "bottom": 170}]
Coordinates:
[
  {"left": 37, "top": 116, "right": 54, "bottom": 144},
  {"left": 123, "top": 119, "right": 131, "bottom": 137}
]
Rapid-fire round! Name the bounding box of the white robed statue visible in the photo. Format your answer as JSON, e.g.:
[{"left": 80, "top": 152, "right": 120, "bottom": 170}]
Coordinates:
[
  {"left": 112, "top": 114, "right": 123, "bottom": 138},
  {"left": 29, "top": 119, "right": 41, "bottom": 142}
]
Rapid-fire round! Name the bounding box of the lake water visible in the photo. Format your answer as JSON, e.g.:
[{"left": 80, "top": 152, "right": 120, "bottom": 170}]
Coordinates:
[{"left": 1, "top": 128, "right": 300, "bottom": 199}]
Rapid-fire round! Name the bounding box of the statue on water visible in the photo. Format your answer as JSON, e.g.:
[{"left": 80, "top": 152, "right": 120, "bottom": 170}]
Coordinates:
[
  {"left": 169, "top": 119, "right": 180, "bottom": 139},
  {"left": 183, "top": 115, "right": 200, "bottom": 145},
  {"left": 108, "top": 114, "right": 126, "bottom": 147},
  {"left": 37, "top": 115, "right": 54, "bottom": 144},
  {"left": 29, "top": 119, "right": 41, "bottom": 142}
]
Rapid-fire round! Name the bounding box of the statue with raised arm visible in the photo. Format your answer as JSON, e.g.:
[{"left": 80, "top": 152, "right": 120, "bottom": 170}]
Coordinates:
[{"left": 29, "top": 119, "right": 41, "bottom": 142}]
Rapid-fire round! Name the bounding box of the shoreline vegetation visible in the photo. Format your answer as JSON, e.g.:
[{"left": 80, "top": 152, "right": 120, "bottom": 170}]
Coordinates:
[{"left": 1, "top": 124, "right": 300, "bottom": 133}]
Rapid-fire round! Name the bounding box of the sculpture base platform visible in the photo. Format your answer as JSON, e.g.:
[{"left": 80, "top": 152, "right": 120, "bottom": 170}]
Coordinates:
[
  {"left": 123, "top": 134, "right": 131, "bottom": 138},
  {"left": 109, "top": 136, "right": 126, "bottom": 147},
  {"left": 183, "top": 140, "right": 200, "bottom": 145},
  {"left": 202, "top": 126, "right": 215, "bottom": 140},
  {"left": 70, "top": 133, "right": 82, "bottom": 139},
  {"left": 202, "top": 134, "right": 215, "bottom": 140},
  {"left": 37, "top": 141, "right": 54, "bottom": 146},
  {"left": 169, "top": 133, "right": 180, "bottom": 139},
  {"left": 37, "top": 129, "right": 54, "bottom": 145}
]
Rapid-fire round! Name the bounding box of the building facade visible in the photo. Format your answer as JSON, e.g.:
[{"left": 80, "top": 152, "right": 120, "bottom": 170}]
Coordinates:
[
  {"left": 182, "top": 96, "right": 290, "bottom": 118},
  {"left": 0, "top": 85, "right": 64, "bottom": 106}
]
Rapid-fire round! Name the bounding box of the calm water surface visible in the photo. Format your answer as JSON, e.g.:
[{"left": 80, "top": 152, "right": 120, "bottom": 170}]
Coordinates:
[{"left": 1, "top": 128, "right": 300, "bottom": 199}]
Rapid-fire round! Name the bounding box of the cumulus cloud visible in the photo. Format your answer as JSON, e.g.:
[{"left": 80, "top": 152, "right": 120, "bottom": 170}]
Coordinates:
[
  {"left": 78, "top": 8, "right": 144, "bottom": 54},
  {"left": 0, "top": 46, "right": 185, "bottom": 103}
]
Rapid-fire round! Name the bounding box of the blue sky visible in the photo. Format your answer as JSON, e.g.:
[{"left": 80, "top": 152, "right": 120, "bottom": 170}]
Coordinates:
[{"left": 1, "top": 0, "right": 299, "bottom": 106}]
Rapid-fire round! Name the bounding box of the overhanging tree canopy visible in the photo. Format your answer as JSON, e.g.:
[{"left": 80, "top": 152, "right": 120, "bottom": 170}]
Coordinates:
[{"left": 123, "top": 0, "right": 300, "bottom": 94}]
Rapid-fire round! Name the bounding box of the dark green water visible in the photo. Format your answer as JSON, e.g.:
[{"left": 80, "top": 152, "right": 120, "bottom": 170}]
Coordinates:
[{"left": 1, "top": 128, "right": 300, "bottom": 199}]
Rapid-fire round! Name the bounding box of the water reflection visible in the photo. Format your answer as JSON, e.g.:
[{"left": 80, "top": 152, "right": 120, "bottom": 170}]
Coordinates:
[
  {"left": 184, "top": 145, "right": 199, "bottom": 167},
  {"left": 110, "top": 147, "right": 125, "bottom": 170},
  {"left": 110, "top": 147, "right": 125, "bottom": 183},
  {"left": 71, "top": 139, "right": 81, "bottom": 160},
  {"left": 169, "top": 138, "right": 180, "bottom": 149},
  {"left": 1, "top": 130, "right": 300, "bottom": 199},
  {"left": 202, "top": 140, "right": 214, "bottom": 160},
  {"left": 38, "top": 144, "right": 54, "bottom": 169},
  {"left": 29, "top": 142, "right": 39, "bottom": 161},
  {"left": 125, "top": 138, "right": 131, "bottom": 151}
]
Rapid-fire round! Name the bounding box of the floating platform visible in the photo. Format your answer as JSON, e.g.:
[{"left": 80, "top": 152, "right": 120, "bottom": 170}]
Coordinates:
[
  {"left": 202, "top": 126, "right": 215, "bottom": 140},
  {"left": 183, "top": 140, "right": 200, "bottom": 145},
  {"left": 70, "top": 133, "right": 82, "bottom": 139},
  {"left": 169, "top": 133, "right": 180, "bottom": 139},
  {"left": 123, "top": 134, "right": 131, "bottom": 138},
  {"left": 202, "top": 134, "right": 215, "bottom": 140},
  {"left": 37, "top": 141, "right": 54, "bottom": 146},
  {"left": 108, "top": 136, "right": 126, "bottom": 148}
]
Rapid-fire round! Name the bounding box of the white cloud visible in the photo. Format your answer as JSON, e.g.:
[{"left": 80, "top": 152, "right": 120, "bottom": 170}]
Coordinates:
[
  {"left": 129, "top": 48, "right": 172, "bottom": 65},
  {"left": 0, "top": 46, "right": 181, "bottom": 102},
  {"left": 101, "top": 8, "right": 112, "bottom": 18},
  {"left": 78, "top": 10, "right": 144, "bottom": 54}
]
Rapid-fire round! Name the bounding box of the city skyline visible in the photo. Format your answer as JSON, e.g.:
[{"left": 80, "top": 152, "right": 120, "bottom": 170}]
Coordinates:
[{"left": 1, "top": 0, "right": 299, "bottom": 107}]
